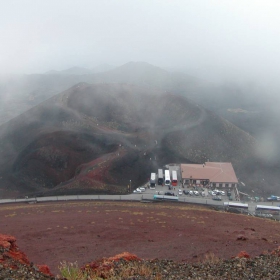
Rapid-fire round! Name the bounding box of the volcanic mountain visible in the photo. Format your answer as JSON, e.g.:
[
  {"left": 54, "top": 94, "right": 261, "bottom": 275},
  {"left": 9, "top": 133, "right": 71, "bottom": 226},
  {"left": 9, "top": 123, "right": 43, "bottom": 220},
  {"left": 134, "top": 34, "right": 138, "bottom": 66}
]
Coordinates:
[
  {"left": 0, "top": 83, "right": 258, "bottom": 198},
  {"left": 0, "top": 62, "right": 206, "bottom": 125},
  {"left": 0, "top": 62, "right": 276, "bottom": 148}
]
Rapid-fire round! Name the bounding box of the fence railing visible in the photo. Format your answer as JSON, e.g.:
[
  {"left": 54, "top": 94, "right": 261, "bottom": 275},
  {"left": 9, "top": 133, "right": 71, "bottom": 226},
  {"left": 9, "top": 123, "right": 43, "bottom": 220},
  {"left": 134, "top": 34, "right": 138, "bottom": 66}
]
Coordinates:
[{"left": 0, "top": 194, "right": 226, "bottom": 208}]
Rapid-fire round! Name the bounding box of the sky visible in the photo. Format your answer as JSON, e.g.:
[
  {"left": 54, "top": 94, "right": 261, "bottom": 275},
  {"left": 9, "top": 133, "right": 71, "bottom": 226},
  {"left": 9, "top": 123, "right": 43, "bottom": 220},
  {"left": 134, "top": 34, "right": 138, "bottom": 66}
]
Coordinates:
[{"left": 1, "top": 0, "right": 280, "bottom": 86}]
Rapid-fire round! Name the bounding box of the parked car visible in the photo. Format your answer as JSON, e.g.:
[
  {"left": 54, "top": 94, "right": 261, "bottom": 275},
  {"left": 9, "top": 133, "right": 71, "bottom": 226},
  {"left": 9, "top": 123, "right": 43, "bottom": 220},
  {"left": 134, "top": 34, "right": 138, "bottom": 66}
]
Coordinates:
[
  {"left": 267, "top": 195, "right": 280, "bottom": 201},
  {"left": 212, "top": 196, "right": 222, "bottom": 201},
  {"left": 220, "top": 191, "right": 225, "bottom": 196},
  {"left": 266, "top": 214, "right": 273, "bottom": 217},
  {"left": 227, "top": 191, "right": 231, "bottom": 196},
  {"left": 267, "top": 197, "right": 276, "bottom": 201},
  {"left": 165, "top": 192, "right": 174, "bottom": 196},
  {"left": 189, "top": 190, "right": 193, "bottom": 195},
  {"left": 133, "top": 188, "right": 141, "bottom": 193},
  {"left": 138, "top": 187, "right": 146, "bottom": 192},
  {"left": 201, "top": 191, "right": 206, "bottom": 197},
  {"left": 183, "top": 190, "right": 189, "bottom": 195},
  {"left": 178, "top": 189, "right": 183, "bottom": 195},
  {"left": 194, "top": 191, "right": 199, "bottom": 196},
  {"left": 256, "top": 213, "right": 273, "bottom": 218}
]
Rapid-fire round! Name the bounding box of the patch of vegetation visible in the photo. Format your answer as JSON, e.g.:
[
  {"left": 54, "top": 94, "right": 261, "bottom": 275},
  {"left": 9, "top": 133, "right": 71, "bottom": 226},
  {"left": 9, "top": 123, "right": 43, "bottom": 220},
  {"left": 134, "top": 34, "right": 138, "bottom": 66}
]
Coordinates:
[{"left": 58, "top": 260, "right": 162, "bottom": 280}]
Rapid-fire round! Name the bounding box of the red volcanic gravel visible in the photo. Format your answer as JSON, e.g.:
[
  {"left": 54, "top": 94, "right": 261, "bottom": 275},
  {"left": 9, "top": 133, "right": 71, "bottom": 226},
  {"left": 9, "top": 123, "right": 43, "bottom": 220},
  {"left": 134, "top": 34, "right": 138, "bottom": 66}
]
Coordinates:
[{"left": 1, "top": 201, "right": 280, "bottom": 275}]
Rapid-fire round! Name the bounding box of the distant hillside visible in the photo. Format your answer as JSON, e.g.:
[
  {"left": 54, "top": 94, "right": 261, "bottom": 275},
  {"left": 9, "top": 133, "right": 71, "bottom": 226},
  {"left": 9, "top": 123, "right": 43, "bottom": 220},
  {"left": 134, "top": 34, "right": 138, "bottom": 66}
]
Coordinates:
[
  {"left": 91, "top": 63, "right": 114, "bottom": 73},
  {"left": 58, "top": 66, "right": 93, "bottom": 75},
  {"left": 92, "top": 61, "right": 210, "bottom": 96},
  {"left": 0, "top": 62, "right": 208, "bottom": 125},
  {"left": 0, "top": 73, "right": 90, "bottom": 124},
  {"left": 0, "top": 62, "right": 273, "bottom": 133},
  {"left": 3, "top": 62, "right": 247, "bottom": 132},
  {"left": 0, "top": 83, "right": 260, "bottom": 198}
]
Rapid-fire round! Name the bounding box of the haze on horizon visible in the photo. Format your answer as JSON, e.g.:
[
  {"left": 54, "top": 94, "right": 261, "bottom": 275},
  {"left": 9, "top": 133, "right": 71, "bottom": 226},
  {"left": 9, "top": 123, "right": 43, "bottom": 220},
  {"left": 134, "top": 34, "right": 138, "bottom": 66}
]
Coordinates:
[{"left": 0, "top": 0, "right": 280, "bottom": 89}]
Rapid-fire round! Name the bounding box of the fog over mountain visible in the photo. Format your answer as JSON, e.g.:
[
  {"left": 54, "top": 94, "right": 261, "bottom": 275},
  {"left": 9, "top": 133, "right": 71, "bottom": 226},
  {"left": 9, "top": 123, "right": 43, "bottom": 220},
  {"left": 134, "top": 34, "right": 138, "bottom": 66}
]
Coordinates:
[
  {"left": 0, "top": 83, "right": 265, "bottom": 198},
  {"left": 1, "top": 61, "right": 280, "bottom": 166},
  {"left": 1, "top": 1, "right": 280, "bottom": 87}
]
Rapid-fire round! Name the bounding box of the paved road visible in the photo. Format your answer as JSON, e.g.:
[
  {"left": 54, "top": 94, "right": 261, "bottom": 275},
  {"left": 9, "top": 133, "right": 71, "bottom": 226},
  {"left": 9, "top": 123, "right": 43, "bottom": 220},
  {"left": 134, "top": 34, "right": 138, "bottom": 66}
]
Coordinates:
[
  {"left": 1, "top": 168, "right": 279, "bottom": 216},
  {"left": 0, "top": 194, "right": 227, "bottom": 212},
  {"left": 1, "top": 162, "right": 279, "bottom": 220},
  {"left": 0, "top": 192, "right": 276, "bottom": 212}
]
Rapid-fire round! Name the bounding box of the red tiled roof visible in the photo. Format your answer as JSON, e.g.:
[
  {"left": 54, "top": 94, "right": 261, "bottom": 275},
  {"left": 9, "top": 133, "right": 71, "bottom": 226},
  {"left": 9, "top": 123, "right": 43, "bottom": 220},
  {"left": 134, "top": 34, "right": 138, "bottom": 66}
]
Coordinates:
[{"left": 181, "top": 162, "right": 238, "bottom": 183}]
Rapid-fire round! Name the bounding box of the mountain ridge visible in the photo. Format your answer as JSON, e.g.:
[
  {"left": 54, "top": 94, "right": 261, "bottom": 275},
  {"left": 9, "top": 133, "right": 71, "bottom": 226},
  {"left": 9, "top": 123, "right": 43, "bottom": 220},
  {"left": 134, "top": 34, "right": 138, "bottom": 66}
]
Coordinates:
[{"left": 0, "top": 82, "right": 258, "bottom": 198}]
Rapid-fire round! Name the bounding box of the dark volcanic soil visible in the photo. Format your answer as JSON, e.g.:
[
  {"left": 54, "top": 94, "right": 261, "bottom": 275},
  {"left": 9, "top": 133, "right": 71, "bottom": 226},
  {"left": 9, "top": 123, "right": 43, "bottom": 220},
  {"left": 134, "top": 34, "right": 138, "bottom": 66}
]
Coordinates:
[{"left": 1, "top": 201, "right": 280, "bottom": 275}]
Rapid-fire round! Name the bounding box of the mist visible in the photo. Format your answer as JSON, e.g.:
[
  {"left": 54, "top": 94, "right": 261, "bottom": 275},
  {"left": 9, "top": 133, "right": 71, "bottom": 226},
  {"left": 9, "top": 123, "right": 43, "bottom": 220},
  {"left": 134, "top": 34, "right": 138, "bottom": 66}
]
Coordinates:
[
  {"left": 0, "top": 0, "right": 279, "bottom": 88},
  {"left": 1, "top": 0, "right": 280, "bottom": 167}
]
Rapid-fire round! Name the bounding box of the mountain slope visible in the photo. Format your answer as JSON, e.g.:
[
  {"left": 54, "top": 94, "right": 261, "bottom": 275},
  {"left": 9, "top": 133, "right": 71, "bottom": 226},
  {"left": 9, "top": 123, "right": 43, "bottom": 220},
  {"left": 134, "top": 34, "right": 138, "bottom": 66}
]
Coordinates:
[
  {"left": 0, "top": 83, "right": 258, "bottom": 198},
  {"left": 0, "top": 62, "right": 207, "bottom": 125}
]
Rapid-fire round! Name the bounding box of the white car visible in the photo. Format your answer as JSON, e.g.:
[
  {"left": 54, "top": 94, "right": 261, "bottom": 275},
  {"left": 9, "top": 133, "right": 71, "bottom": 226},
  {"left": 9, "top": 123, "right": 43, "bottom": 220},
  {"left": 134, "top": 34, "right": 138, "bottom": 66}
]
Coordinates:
[
  {"left": 220, "top": 191, "right": 226, "bottom": 196},
  {"left": 178, "top": 189, "right": 183, "bottom": 195},
  {"left": 194, "top": 191, "right": 199, "bottom": 196},
  {"left": 138, "top": 187, "right": 146, "bottom": 192},
  {"left": 189, "top": 190, "right": 193, "bottom": 195},
  {"left": 133, "top": 188, "right": 141, "bottom": 193}
]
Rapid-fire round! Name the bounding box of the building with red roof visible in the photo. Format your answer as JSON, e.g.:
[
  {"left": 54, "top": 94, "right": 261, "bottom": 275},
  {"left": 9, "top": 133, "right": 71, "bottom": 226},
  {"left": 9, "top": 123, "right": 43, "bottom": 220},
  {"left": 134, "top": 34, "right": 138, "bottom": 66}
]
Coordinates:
[{"left": 181, "top": 162, "right": 238, "bottom": 188}]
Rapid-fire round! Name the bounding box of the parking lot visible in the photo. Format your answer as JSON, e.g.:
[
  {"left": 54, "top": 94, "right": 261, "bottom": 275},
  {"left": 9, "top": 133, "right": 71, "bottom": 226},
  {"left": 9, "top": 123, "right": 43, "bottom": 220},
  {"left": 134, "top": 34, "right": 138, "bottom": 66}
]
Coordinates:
[
  {"left": 136, "top": 164, "right": 236, "bottom": 202},
  {"left": 143, "top": 184, "right": 235, "bottom": 201}
]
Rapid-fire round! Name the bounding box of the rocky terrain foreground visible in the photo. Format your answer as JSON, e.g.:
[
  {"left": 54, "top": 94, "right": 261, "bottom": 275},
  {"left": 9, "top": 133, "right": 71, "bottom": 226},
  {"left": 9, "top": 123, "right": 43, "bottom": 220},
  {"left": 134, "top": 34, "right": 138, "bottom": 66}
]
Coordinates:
[
  {"left": 0, "top": 234, "right": 53, "bottom": 279},
  {"left": 1, "top": 233, "right": 280, "bottom": 279}
]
